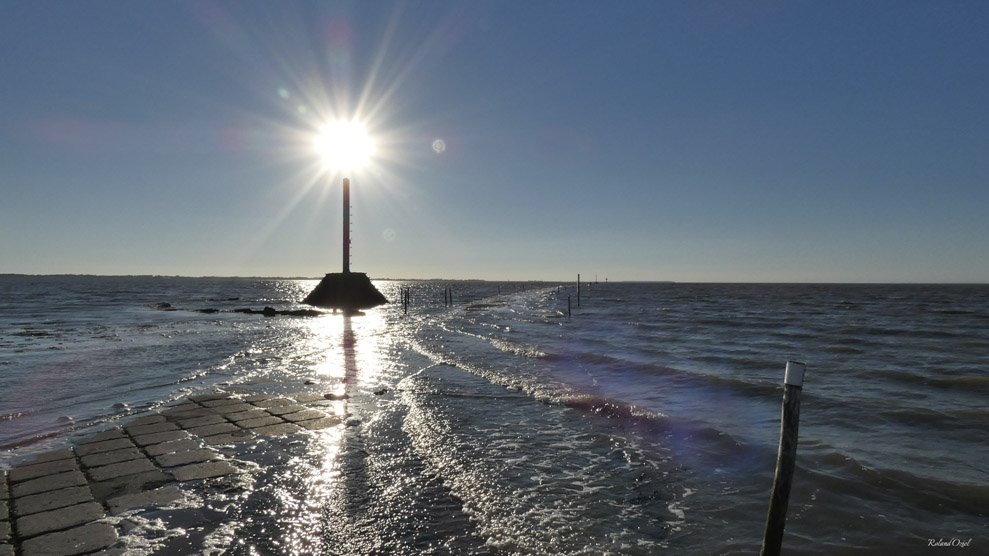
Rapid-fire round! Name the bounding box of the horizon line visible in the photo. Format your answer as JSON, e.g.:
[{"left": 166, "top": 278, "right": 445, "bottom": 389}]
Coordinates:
[{"left": 1, "top": 273, "right": 986, "bottom": 286}]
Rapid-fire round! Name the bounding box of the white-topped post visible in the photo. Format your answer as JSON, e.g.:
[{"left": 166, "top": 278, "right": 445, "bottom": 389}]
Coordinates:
[
  {"left": 784, "top": 360, "right": 806, "bottom": 387},
  {"left": 762, "top": 361, "right": 807, "bottom": 556}
]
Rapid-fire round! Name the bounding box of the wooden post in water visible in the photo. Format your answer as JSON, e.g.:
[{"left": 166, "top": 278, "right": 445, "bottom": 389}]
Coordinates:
[
  {"left": 568, "top": 296, "right": 572, "bottom": 318},
  {"left": 761, "top": 361, "right": 807, "bottom": 556},
  {"left": 577, "top": 274, "right": 581, "bottom": 307}
]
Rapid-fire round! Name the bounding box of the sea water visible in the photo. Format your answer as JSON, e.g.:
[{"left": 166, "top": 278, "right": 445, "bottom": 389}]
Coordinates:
[{"left": 1, "top": 276, "right": 986, "bottom": 554}]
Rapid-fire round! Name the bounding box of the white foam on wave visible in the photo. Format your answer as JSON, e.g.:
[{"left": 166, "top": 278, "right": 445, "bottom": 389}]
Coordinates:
[{"left": 400, "top": 363, "right": 680, "bottom": 554}]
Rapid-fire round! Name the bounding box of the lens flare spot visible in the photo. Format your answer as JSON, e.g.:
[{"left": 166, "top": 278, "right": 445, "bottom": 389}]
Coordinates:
[
  {"left": 278, "top": 88, "right": 290, "bottom": 99},
  {"left": 432, "top": 139, "right": 446, "bottom": 154},
  {"left": 297, "top": 105, "right": 308, "bottom": 114},
  {"left": 382, "top": 228, "right": 396, "bottom": 242}
]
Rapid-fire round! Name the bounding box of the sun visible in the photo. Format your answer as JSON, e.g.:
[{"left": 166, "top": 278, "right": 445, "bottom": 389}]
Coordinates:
[{"left": 314, "top": 121, "right": 375, "bottom": 173}]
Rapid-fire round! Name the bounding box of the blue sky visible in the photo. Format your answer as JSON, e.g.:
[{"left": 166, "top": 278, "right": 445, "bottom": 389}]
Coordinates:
[{"left": 2, "top": 0, "right": 987, "bottom": 282}]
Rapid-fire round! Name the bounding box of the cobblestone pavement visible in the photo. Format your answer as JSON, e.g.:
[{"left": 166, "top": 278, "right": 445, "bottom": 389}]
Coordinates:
[{"left": 0, "top": 392, "right": 342, "bottom": 556}]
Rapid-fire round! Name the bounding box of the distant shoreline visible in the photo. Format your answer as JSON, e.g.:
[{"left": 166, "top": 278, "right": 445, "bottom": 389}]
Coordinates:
[{"left": 2, "top": 274, "right": 987, "bottom": 285}]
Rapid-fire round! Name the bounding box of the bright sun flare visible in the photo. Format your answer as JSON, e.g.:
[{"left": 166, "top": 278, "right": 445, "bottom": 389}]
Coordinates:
[{"left": 315, "top": 121, "right": 375, "bottom": 172}]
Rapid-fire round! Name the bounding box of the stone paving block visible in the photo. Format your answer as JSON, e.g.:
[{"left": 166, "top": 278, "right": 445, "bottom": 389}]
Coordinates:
[
  {"left": 169, "top": 398, "right": 202, "bottom": 407},
  {"left": 144, "top": 438, "right": 201, "bottom": 457},
  {"left": 15, "top": 486, "right": 93, "bottom": 517},
  {"left": 238, "top": 416, "right": 284, "bottom": 429},
  {"left": 0, "top": 520, "right": 8, "bottom": 540},
  {"left": 154, "top": 449, "right": 218, "bottom": 468},
  {"left": 280, "top": 409, "right": 327, "bottom": 423},
  {"left": 263, "top": 403, "right": 308, "bottom": 416},
  {"left": 201, "top": 430, "right": 254, "bottom": 446},
  {"left": 89, "top": 470, "right": 172, "bottom": 502},
  {"left": 87, "top": 458, "right": 157, "bottom": 482},
  {"left": 162, "top": 400, "right": 198, "bottom": 410},
  {"left": 125, "top": 421, "right": 179, "bottom": 437},
  {"left": 187, "top": 423, "right": 240, "bottom": 437},
  {"left": 17, "top": 500, "right": 98, "bottom": 537},
  {"left": 75, "top": 438, "right": 135, "bottom": 457},
  {"left": 173, "top": 414, "right": 227, "bottom": 429},
  {"left": 242, "top": 394, "right": 274, "bottom": 402},
  {"left": 297, "top": 416, "right": 344, "bottom": 431},
  {"left": 291, "top": 392, "right": 327, "bottom": 403},
  {"left": 131, "top": 430, "right": 188, "bottom": 447},
  {"left": 22, "top": 449, "right": 75, "bottom": 465},
  {"left": 161, "top": 405, "right": 215, "bottom": 419},
  {"left": 80, "top": 447, "right": 144, "bottom": 469},
  {"left": 224, "top": 409, "right": 272, "bottom": 422},
  {"left": 251, "top": 397, "right": 295, "bottom": 409},
  {"left": 253, "top": 423, "right": 303, "bottom": 437},
  {"left": 21, "top": 521, "right": 117, "bottom": 556},
  {"left": 107, "top": 485, "right": 183, "bottom": 515},
  {"left": 209, "top": 403, "right": 255, "bottom": 415},
  {"left": 172, "top": 461, "right": 237, "bottom": 482},
  {"left": 13, "top": 470, "right": 88, "bottom": 498},
  {"left": 161, "top": 409, "right": 211, "bottom": 422},
  {"left": 9, "top": 458, "right": 79, "bottom": 483},
  {"left": 0, "top": 542, "right": 13, "bottom": 556},
  {"left": 0, "top": 500, "right": 6, "bottom": 520},
  {"left": 200, "top": 397, "right": 241, "bottom": 408},
  {"left": 188, "top": 393, "right": 229, "bottom": 403},
  {"left": 128, "top": 414, "right": 167, "bottom": 427},
  {"left": 0, "top": 472, "right": 7, "bottom": 499},
  {"left": 77, "top": 429, "right": 127, "bottom": 445},
  {"left": 16, "top": 501, "right": 104, "bottom": 539}
]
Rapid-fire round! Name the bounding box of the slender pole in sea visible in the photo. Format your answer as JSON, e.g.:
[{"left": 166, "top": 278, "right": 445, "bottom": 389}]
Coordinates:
[
  {"left": 343, "top": 177, "right": 351, "bottom": 274},
  {"left": 761, "top": 361, "right": 807, "bottom": 556}
]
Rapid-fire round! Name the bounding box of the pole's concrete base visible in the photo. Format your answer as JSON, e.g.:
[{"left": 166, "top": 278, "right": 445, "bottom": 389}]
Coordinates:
[{"left": 302, "top": 272, "right": 387, "bottom": 310}]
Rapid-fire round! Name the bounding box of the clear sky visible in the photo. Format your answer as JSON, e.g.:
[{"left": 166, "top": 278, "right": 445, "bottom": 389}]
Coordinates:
[{"left": 2, "top": 0, "right": 987, "bottom": 282}]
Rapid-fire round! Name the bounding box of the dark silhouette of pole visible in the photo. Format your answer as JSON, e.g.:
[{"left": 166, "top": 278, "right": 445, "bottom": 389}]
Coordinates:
[
  {"left": 762, "top": 361, "right": 807, "bottom": 556},
  {"left": 343, "top": 177, "right": 351, "bottom": 274}
]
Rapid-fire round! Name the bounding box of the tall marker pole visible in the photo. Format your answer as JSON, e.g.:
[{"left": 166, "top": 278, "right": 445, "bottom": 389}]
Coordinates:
[{"left": 343, "top": 177, "right": 351, "bottom": 274}]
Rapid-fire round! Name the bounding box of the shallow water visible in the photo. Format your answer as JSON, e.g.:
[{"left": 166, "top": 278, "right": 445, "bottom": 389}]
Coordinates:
[{"left": 1, "top": 276, "right": 986, "bottom": 553}]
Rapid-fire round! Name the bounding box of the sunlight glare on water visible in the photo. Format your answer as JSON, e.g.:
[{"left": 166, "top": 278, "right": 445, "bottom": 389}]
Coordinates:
[{"left": 275, "top": 427, "right": 346, "bottom": 556}]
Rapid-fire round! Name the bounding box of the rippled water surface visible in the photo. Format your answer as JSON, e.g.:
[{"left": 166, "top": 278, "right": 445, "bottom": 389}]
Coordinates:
[{"left": 1, "top": 276, "right": 986, "bottom": 554}]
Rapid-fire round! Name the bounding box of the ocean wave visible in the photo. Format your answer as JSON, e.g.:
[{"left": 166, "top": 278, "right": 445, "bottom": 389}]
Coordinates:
[
  {"left": 820, "top": 345, "right": 865, "bottom": 354},
  {"left": 877, "top": 406, "right": 989, "bottom": 434},
  {"left": 805, "top": 449, "right": 989, "bottom": 516},
  {"left": 487, "top": 337, "right": 547, "bottom": 359},
  {"left": 559, "top": 393, "right": 664, "bottom": 422},
  {"left": 929, "top": 374, "right": 989, "bottom": 393},
  {"left": 0, "top": 408, "right": 39, "bottom": 423}
]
